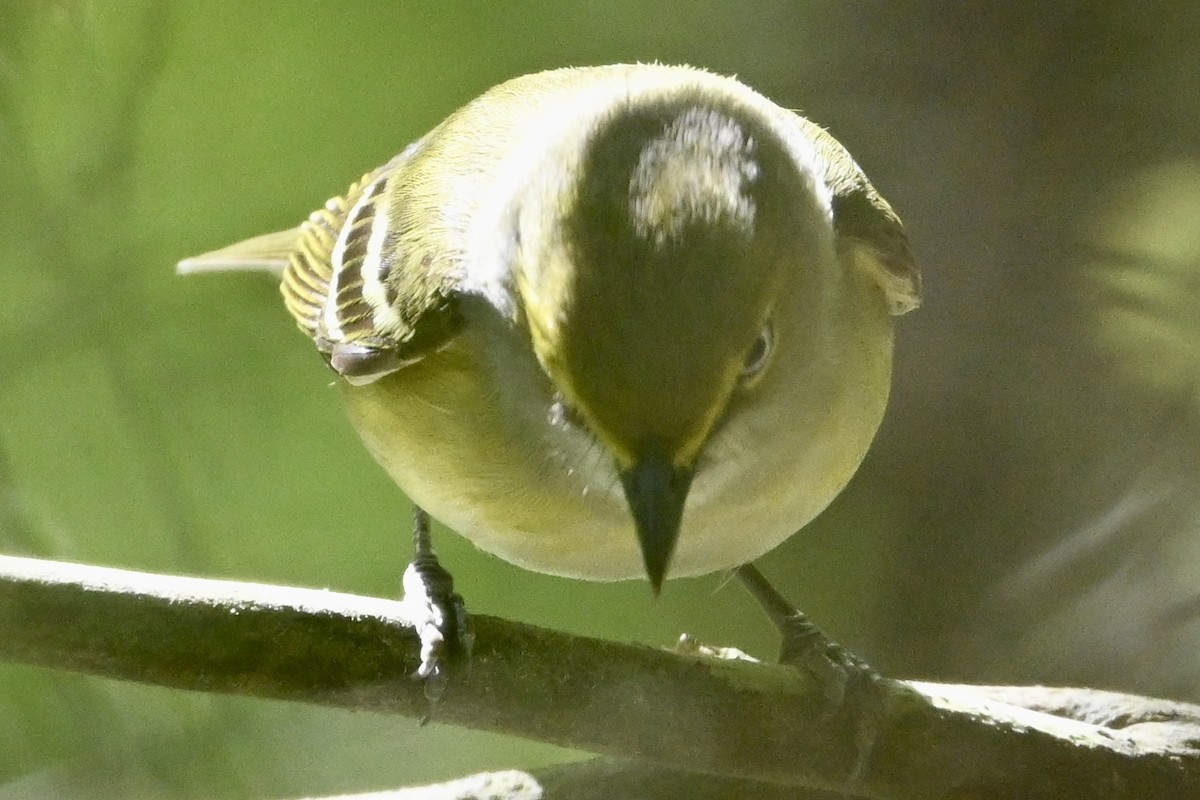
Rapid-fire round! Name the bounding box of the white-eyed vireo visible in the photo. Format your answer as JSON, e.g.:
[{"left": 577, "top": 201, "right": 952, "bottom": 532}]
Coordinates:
[{"left": 180, "top": 64, "right": 919, "bottom": 606}]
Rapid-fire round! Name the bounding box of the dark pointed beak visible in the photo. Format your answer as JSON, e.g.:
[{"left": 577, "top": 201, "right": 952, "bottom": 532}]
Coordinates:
[{"left": 618, "top": 451, "right": 695, "bottom": 593}]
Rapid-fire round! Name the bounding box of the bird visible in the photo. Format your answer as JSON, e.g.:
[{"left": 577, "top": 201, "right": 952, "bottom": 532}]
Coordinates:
[{"left": 179, "top": 63, "right": 919, "bottom": 679}]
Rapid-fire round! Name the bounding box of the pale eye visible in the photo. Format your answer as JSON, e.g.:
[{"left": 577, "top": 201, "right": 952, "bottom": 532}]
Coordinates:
[{"left": 740, "top": 321, "right": 775, "bottom": 381}]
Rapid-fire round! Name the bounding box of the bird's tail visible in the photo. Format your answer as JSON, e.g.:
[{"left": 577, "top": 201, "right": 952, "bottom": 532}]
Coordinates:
[{"left": 175, "top": 228, "right": 302, "bottom": 277}]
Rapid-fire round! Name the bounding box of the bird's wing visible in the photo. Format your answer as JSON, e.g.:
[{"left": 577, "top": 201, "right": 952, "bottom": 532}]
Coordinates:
[
  {"left": 787, "top": 113, "right": 922, "bottom": 316},
  {"left": 178, "top": 149, "right": 462, "bottom": 386}
]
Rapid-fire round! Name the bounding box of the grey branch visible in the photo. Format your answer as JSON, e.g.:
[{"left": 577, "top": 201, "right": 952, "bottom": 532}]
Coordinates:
[{"left": 1, "top": 555, "right": 1198, "bottom": 799}]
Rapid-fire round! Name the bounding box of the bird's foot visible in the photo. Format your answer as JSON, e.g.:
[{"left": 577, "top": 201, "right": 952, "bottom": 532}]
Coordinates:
[
  {"left": 736, "top": 564, "right": 885, "bottom": 784},
  {"left": 402, "top": 507, "right": 473, "bottom": 709},
  {"left": 773, "top": 609, "right": 885, "bottom": 783}
]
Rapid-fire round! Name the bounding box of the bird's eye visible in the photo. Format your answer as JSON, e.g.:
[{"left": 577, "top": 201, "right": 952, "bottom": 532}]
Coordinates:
[{"left": 739, "top": 321, "right": 775, "bottom": 382}]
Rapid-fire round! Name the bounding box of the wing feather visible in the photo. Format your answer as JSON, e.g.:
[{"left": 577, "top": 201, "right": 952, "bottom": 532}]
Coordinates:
[
  {"left": 180, "top": 149, "right": 463, "bottom": 383},
  {"left": 787, "top": 113, "right": 922, "bottom": 315}
]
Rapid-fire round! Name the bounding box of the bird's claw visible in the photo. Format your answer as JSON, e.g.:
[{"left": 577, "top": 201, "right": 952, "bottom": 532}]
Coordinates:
[
  {"left": 776, "top": 612, "right": 879, "bottom": 709},
  {"left": 774, "top": 611, "right": 885, "bottom": 782},
  {"left": 402, "top": 558, "right": 472, "bottom": 694},
  {"left": 402, "top": 508, "right": 473, "bottom": 710},
  {"left": 736, "top": 564, "right": 885, "bottom": 784}
]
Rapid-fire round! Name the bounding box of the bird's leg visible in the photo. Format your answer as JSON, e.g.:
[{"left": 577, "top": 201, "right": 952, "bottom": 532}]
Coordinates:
[
  {"left": 401, "top": 506, "right": 473, "bottom": 704},
  {"left": 735, "top": 563, "right": 883, "bottom": 783}
]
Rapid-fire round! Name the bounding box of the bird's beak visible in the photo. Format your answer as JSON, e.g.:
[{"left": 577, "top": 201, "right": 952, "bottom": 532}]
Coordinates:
[{"left": 618, "top": 450, "right": 695, "bottom": 593}]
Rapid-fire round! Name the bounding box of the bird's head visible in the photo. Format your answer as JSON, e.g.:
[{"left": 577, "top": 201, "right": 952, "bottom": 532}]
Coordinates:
[{"left": 516, "top": 96, "right": 830, "bottom": 590}]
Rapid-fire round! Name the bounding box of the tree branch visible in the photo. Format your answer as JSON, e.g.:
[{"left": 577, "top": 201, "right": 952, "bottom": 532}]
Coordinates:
[{"left": 1, "top": 554, "right": 1197, "bottom": 799}]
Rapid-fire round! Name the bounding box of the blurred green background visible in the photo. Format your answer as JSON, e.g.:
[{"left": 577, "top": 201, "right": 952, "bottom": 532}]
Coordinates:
[{"left": 2, "top": 2, "right": 1199, "bottom": 797}]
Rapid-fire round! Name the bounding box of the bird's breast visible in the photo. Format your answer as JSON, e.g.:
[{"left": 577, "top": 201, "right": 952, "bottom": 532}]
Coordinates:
[{"left": 339, "top": 289, "right": 894, "bottom": 582}]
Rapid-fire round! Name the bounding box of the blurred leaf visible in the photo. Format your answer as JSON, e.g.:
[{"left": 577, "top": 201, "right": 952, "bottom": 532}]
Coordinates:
[{"left": 1084, "top": 160, "right": 1200, "bottom": 403}]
